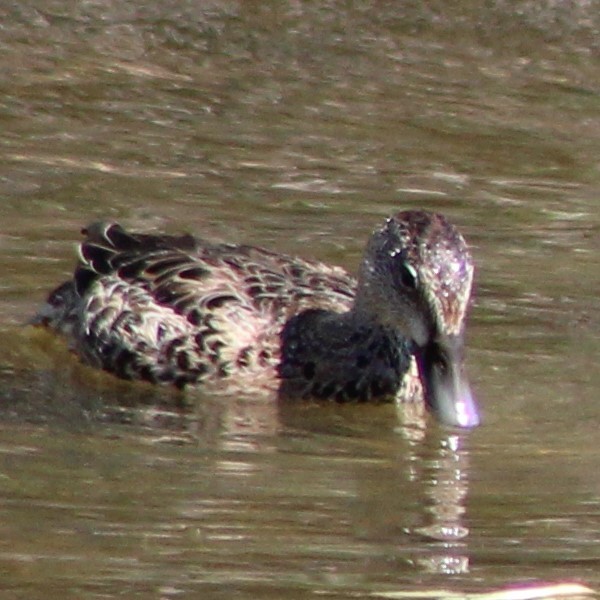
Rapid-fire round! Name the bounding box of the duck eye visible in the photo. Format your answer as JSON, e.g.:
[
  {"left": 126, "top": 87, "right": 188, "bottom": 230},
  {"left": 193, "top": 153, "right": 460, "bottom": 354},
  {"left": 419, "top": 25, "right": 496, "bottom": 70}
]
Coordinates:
[{"left": 398, "top": 262, "right": 418, "bottom": 289}]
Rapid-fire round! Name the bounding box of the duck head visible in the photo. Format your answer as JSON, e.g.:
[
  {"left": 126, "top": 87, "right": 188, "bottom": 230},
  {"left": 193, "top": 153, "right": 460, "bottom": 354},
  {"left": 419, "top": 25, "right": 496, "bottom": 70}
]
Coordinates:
[{"left": 354, "top": 210, "right": 479, "bottom": 428}]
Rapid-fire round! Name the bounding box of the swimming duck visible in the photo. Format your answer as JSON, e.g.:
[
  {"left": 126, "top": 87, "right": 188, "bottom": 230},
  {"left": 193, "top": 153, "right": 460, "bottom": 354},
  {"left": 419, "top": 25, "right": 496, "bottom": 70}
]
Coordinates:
[{"left": 34, "top": 210, "right": 479, "bottom": 428}]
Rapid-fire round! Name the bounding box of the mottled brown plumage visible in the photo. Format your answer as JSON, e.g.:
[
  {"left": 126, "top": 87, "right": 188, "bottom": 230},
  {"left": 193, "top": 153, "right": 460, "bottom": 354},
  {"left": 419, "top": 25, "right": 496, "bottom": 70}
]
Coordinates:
[{"left": 34, "top": 210, "right": 479, "bottom": 427}]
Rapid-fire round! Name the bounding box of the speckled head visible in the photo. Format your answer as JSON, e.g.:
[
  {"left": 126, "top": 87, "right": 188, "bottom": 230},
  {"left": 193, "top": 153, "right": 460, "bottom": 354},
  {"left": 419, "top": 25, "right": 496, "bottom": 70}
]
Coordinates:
[
  {"left": 355, "top": 210, "right": 473, "bottom": 341},
  {"left": 384, "top": 210, "right": 473, "bottom": 337},
  {"left": 355, "top": 210, "right": 478, "bottom": 428}
]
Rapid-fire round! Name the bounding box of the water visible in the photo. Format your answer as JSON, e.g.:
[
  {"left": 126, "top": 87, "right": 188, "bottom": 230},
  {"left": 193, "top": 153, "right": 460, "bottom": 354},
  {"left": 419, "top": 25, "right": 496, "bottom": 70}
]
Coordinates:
[{"left": 0, "top": 1, "right": 599, "bottom": 598}]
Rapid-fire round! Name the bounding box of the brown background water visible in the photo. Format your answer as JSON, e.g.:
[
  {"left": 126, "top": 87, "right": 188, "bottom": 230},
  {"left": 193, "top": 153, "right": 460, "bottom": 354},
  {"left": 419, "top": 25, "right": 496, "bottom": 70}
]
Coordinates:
[{"left": 0, "top": 1, "right": 599, "bottom": 598}]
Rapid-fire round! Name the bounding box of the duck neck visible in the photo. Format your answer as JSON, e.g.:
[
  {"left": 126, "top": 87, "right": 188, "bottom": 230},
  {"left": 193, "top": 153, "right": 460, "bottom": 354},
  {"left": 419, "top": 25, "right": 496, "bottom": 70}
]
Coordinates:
[
  {"left": 350, "top": 261, "right": 383, "bottom": 325},
  {"left": 278, "top": 306, "right": 412, "bottom": 402}
]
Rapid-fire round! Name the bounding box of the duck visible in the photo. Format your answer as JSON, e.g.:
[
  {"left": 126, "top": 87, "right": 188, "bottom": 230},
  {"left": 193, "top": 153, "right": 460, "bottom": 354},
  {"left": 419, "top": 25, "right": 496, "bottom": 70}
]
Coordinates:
[{"left": 33, "top": 210, "right": 479, "bottom": 428}]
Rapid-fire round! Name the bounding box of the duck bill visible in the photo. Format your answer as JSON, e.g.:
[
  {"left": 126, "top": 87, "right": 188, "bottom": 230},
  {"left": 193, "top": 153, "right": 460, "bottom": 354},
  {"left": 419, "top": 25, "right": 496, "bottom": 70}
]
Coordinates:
[{"left": 417, "top": 335, "right": 480, "bottom": 428}]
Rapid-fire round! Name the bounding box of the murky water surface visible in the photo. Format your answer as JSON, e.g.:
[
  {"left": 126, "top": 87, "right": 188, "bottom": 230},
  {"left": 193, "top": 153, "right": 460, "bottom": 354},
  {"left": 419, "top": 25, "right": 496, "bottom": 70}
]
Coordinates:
[{"left": 0, "top": 1, "right": 598, "bottom": 598}]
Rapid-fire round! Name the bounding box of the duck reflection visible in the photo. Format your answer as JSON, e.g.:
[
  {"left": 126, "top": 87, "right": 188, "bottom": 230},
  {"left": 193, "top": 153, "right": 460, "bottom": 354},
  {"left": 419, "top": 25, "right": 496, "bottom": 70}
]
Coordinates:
[
  {"left": 395, "top": 412, "right": 472, "bottom": 575},
  {"left": 99, "top": 388, "right": 474, "bottom": 577}
]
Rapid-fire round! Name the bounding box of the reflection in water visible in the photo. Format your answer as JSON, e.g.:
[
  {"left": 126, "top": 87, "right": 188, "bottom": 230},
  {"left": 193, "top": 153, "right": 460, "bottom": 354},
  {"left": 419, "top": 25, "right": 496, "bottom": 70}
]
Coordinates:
[
  {"left": 415, "top": 434, "right": 470, "bottom": 575},
  {"left": 416, "top": 435, "right": 469, "bottom": 542},
  {"left": 396, "top": 413, "right": 472, "bottom": 575}
]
